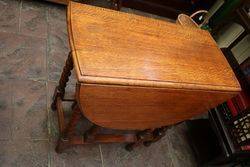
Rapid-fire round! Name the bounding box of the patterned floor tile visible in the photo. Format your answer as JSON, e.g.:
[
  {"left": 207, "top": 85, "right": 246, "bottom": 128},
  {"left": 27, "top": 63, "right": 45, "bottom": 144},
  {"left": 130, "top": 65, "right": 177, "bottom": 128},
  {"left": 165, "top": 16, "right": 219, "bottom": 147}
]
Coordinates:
[
  {"left": 0, "top": 0, "right": 20, "bottom": 33},
  {"left": 0, "top": 139, "right": 49, "bottom": 166},
  {"left": 0, "top": 32, "right": 46, "bottom": 79},
  {"left": 48, "top": 50, "right": 69, "bottom": 82},
  {"left": 50, "top": 143, "right": 102, "bottom": 167},
  {"left": 0, "top": 31, "right": 46, "bottom": 51},
  {"left": 20, "top": 0, "right": 48, "bottom": 38},
  {"left": 12, "top": 80, "right": 48, "bottom": 139},
  {"left": 47, "top": 4, "right": 66, "bottom": 23},
  {"left": 0, "top": 79, "right": 12, "bottom": 139},
  {"left": 167, "top": 123, "right": 196, "bottom": 167},
  {"left": 101, "top": 135, "right": 173, "bottom": 167},
  {"left": 48, "top": 5, "right": 69, "bottom": 81}
]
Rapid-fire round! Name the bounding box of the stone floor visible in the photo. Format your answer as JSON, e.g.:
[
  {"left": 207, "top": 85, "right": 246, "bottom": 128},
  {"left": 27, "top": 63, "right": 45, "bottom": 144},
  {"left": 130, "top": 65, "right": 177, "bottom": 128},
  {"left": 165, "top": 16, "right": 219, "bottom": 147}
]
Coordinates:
[{"left": 0, "top": 0, "right": 197, "bottom": 166}]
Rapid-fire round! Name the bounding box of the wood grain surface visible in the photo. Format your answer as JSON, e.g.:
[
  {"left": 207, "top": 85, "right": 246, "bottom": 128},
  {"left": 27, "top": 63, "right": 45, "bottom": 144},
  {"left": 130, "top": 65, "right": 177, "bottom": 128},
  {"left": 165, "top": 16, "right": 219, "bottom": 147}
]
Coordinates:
[
  {"left": 68, "top": 2, "right": 240, "bottom": 92},
  {"left": 77, "top": 84, "right": 237, "bottom": 130},
  {"left": 67, "top": 2, "right": 241, "bottom": 130}
]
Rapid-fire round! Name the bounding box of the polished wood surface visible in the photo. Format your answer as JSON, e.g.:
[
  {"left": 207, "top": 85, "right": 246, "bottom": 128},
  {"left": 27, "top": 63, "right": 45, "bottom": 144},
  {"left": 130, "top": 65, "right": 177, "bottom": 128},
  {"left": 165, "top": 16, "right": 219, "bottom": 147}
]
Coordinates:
[
  {"left": 77, "top": 84, "right": 237, "bottom": 130},
  {"left": 67, "top": 2, "right": 241, "bottom": 130},
  {"left": 68, "top": 2, "right": 239, "bottom": 92}
]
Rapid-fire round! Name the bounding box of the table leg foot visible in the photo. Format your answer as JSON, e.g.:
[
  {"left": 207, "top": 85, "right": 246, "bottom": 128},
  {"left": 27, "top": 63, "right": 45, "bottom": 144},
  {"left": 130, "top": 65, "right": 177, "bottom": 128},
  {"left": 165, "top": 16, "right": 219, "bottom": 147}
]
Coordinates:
[
  {"left": 51, "top": 102, "right": 57, "bottom": 111},
  {"left": 55, "top": 137, "right": 70, "bottom": 154},
  {"left": 71, "top": 101, "right": 77, "bottom": 110},
  {"left": 125, "top": 143, "right": 135, "bottom": 151},
  {"left": 143, "top": 141, "right": 152, "bottom": 147}
]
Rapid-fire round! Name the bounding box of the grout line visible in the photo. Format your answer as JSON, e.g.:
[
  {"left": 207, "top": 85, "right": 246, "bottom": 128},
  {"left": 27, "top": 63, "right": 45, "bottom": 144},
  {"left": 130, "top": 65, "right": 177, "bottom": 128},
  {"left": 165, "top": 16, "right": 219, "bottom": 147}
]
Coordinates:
[
  {"left": 166, "top": 131, "right": 175, "bottom": 167},
  {"left": 14, "top": 138, "right": 49, "bottom": 141},
  {"left": 45, "top": 5, "right": 52, "bottom": 167},
  {"left": 10, "top": 79, "right": 14, "bottom": 142},
  {"left": 46, "top": 1, "right": 50, "bottom": 139},
  {"left": 18, "top": 0, "right": 22, "bottom": 33},
  {"left": 0, "top": 30, "right": 48, "bottom": 39},
  {"left": 30, "top": 138, "right": 50, "bottom": 141},
  {"left": 0, "top": 77, "right": 62, "bottom": 84},
  {"left": 99, "top": 144, "right": 105, "bottom": 167},
  {"left": 10, "top": 0, "right": 22, "bottom": 140},
  {"left": 26, "top": 77, "right": 47, "bottom": 82},
  {"left": 0, "top": 77, "right": 46, "bottom": 83},
  {"left": 0, "top": 137, "right": 49, "bottom": 141},
  {"left": 0, "top": 138, "right": 11, "bottom": 141}
]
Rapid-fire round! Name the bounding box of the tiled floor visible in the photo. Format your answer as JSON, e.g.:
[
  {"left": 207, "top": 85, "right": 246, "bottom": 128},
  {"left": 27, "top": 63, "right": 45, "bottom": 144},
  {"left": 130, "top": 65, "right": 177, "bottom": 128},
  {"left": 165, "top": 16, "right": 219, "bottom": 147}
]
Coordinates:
[{"left": 0, "top": 0, "right": 197, "bottom": 166}]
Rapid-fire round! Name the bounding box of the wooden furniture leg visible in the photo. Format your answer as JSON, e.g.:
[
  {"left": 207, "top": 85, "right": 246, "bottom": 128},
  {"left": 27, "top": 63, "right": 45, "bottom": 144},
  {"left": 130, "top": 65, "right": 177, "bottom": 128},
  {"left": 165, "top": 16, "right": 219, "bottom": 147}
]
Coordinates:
[
  {"left": 84, "top": 125, "right": 101, "bottom": 142},
  {"left": 143, "top": 126, "right": 170, "bottom": 147},
  {"left": 125, "top": 129, "right": 154, "bottom": 151},
  {"left": 125, "top": 126, "right": 170, "bottom": 151},
  {"left": 55, "top": 98, "right": 171, "bottom": 153},
  {"left": 56, "top": 104, "right": 82, "bottom": 153},
  {"left": 51, "top": 52, "right": 74, "bottom": 111},
  {"left": 52, "top": 52, "right": 172, "bottom": 153},
  {"left": 54, "top": 100, "right": 138, "bottom": 153}
]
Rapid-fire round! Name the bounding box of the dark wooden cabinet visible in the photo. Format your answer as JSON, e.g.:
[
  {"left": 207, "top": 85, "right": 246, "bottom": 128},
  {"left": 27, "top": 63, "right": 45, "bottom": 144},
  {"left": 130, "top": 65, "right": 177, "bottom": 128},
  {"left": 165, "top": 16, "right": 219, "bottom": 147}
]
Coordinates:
[
  {"left": 113, "top": 0, "right": 217, "bottom": 19},
  {"left": 46, "top": 0, "right": 68, "bottom": 5}
]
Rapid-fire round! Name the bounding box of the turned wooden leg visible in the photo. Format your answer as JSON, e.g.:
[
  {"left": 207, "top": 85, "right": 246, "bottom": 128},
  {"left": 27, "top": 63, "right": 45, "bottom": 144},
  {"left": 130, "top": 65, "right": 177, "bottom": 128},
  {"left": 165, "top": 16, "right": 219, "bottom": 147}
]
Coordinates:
[
  {"left": 125, "top": 129, "right": 153, "bottom": 151},
  {"left": 51, "top": 52, "right": 74, "bottom": 110},
  {"left": 125, "top": 142, "right": 141, "bottom": 151},
  {"left": 71, "top": 101, "right": 77, "bottom": 110},
  {"left": 55, "top": 104, "right": 82, "bottom": 153},
  {"left": 143, "top": 126, "right": 169, "bottom": 147},
  {"left": 125, "top": 126, "right": 170, "bottom": 151},
  {"left": 55, "top": 137, "right": 70, "bottom": 153},
  {"left": 84, "top": 125, "right": 101, "bottom": 142}
]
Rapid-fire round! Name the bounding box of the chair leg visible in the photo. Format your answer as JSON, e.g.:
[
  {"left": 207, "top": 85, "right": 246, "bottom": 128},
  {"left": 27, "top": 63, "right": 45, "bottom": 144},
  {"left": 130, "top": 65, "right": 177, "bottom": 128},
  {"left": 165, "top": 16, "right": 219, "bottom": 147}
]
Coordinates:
[{"left": 51, "top": 52, "right": 74, "bottom": 111}]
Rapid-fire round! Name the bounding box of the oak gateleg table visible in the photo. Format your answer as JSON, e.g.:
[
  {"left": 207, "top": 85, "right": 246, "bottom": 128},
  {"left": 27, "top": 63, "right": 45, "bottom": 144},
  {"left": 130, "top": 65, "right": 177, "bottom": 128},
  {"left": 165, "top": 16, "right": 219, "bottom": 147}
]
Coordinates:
[{"left": 51, "top": 1, "right": 240, "bottom": 153}]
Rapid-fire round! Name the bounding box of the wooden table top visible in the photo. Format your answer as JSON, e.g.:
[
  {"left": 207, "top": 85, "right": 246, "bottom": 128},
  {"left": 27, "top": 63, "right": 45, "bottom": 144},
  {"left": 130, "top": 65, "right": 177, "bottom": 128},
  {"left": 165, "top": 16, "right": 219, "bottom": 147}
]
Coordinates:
[{"left": 67, "top": 1, "right": 240, "bottom": 92}]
